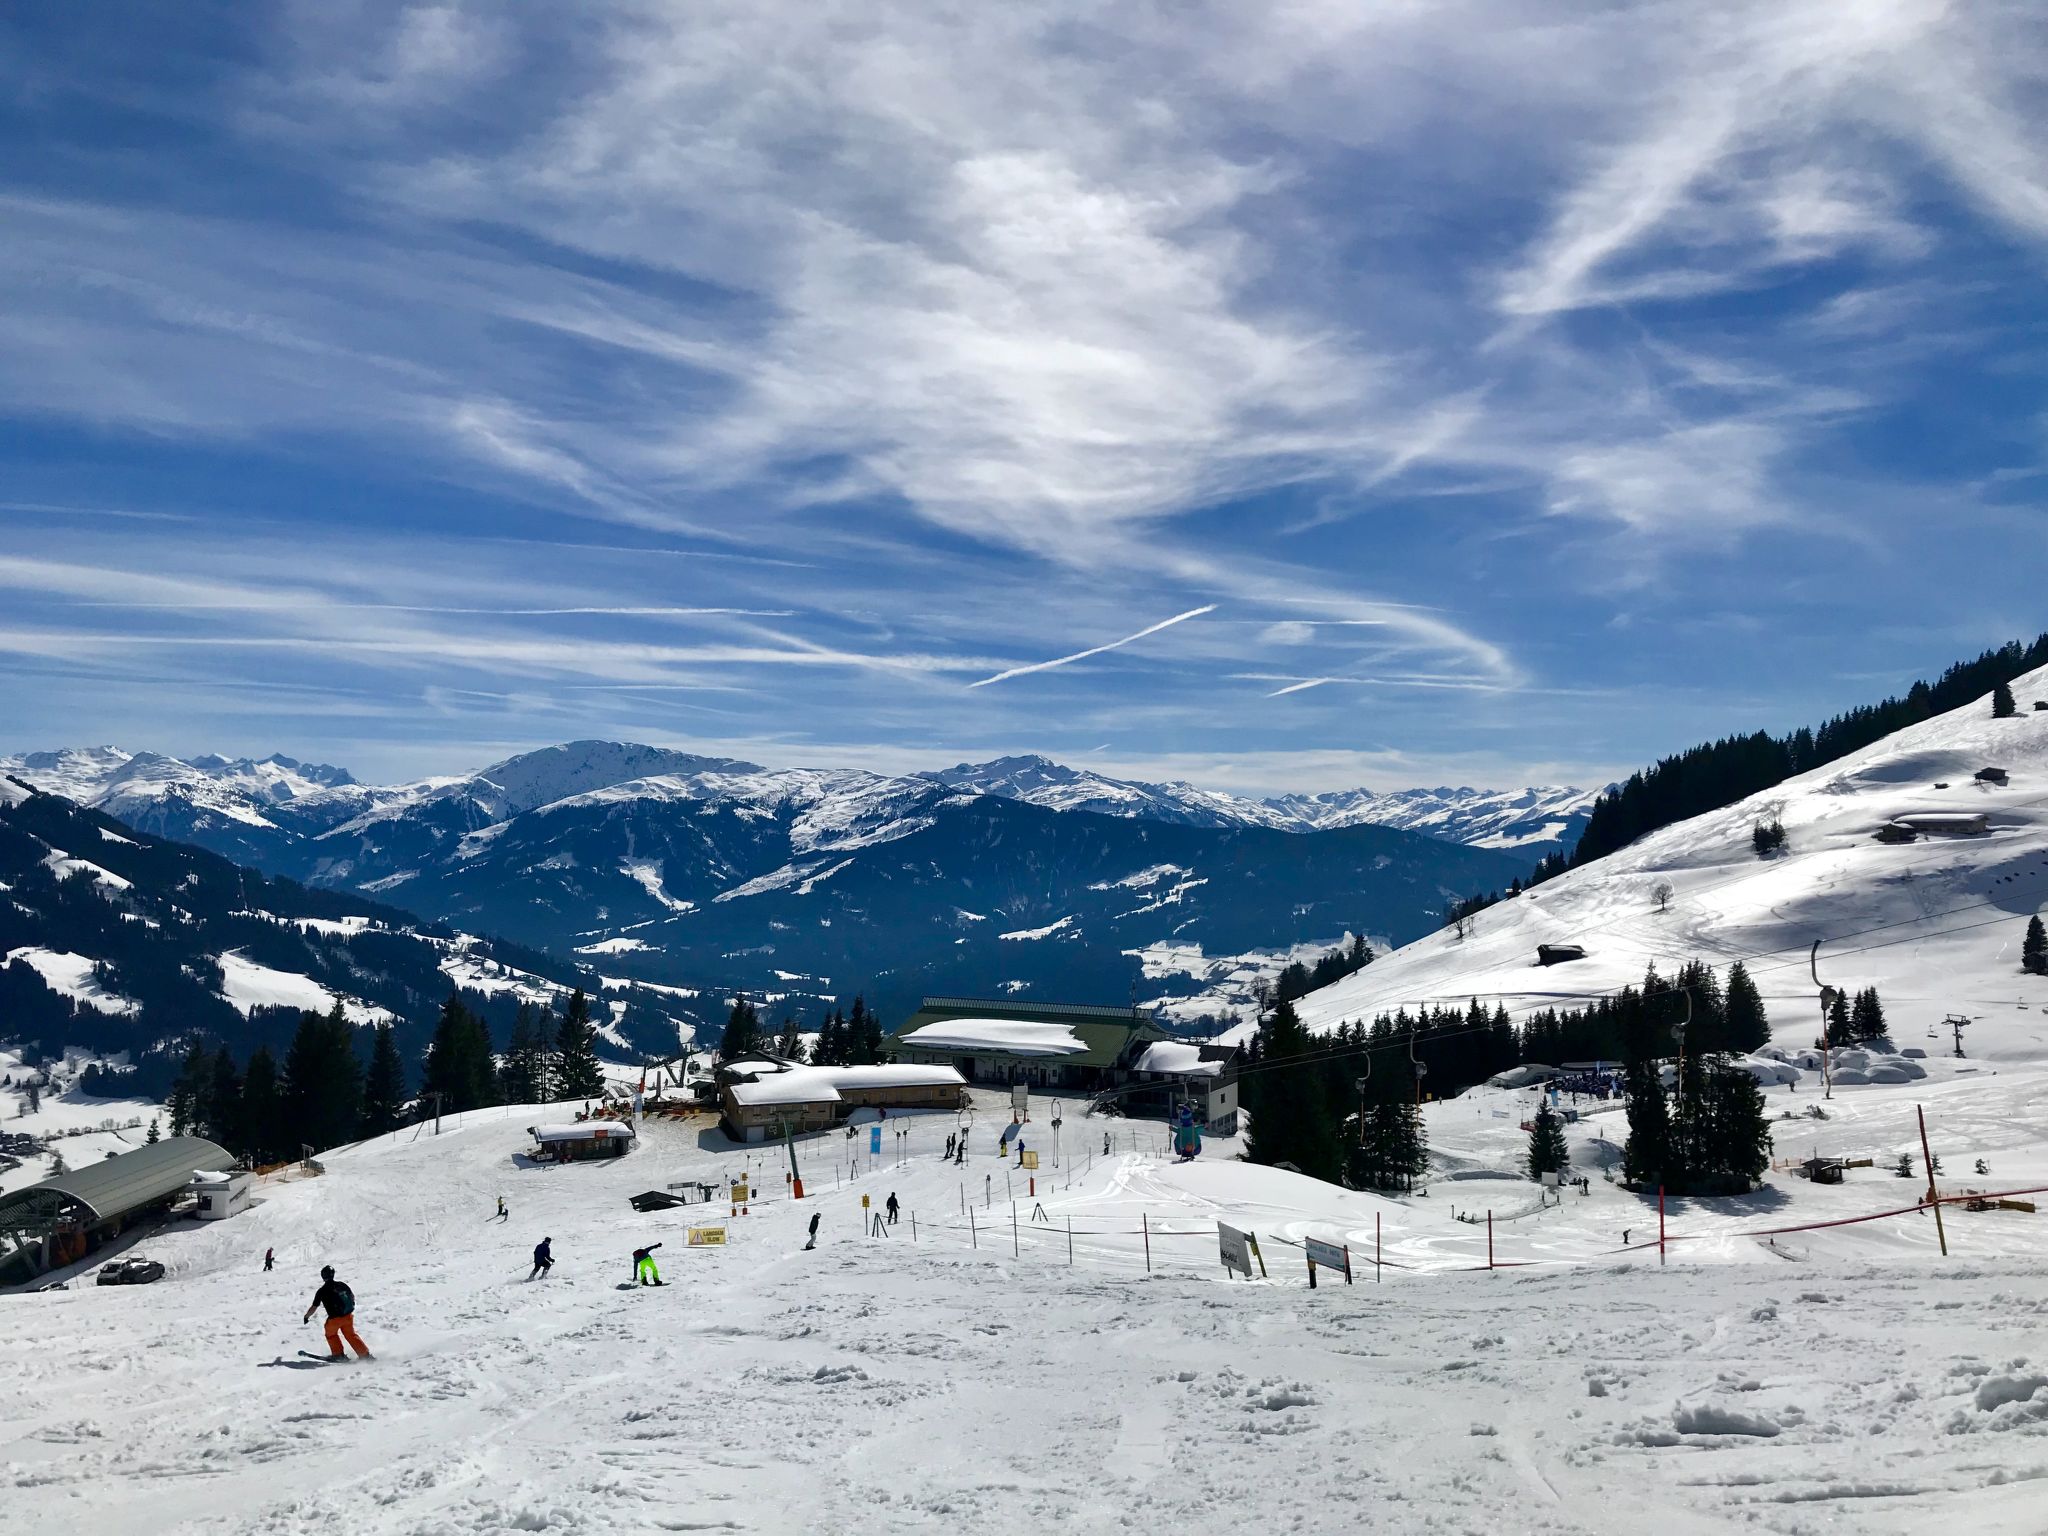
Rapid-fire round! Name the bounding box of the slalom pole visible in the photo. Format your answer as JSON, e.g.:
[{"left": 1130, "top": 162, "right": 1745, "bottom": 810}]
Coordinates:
[
  {"left": 1068, "top": 1216, "right": 1074, "bottom": 1265},
  {"left": 1143, "top": 1213, "right": 1151, "bottom": 1273},
  {"left": 1012, "top": 1203, "right": 1019, "bottom": 1258},
  {"left": 969, "top": 1207, "right": 977, "bottom": 1249},
  {"left": 1486, "top": 1210, "right": 1493, "bottom": 1271},
  {"left": 1659, "top": 1185, "right": 1666, "bottom": 1264},
  {"left": 1376, "top": 1212, "right": 1381, "bottom": 1283},
  {"left": 1917, "top": 1104, "right": 1948, "bottom": 1257}
]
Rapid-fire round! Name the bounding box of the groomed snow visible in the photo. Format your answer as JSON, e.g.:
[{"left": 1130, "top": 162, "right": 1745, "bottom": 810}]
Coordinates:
[
  {"left": 898, "top": 1019, "right": 1087, "bottom": 1056},
  {"left": 4, "top": 946, "right": 141, "bottom": 1015},
  {"left": 9, "top": 1078, "right": 2048, "bottom": 1532},
  {"left": 216, "top": 951, "right": 393, "bottom": 1025}
]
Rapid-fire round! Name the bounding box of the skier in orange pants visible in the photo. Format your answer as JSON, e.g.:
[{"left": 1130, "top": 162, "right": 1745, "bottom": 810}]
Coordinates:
[{"left": 303, "top": 1265, "right": 373, "bottom": 1359}]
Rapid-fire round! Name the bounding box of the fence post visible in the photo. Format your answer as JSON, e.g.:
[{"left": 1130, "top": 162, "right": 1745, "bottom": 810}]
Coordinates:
[
  {"left": 1376, "top": 1212, "right": 1381, "bottom": 1283},
  {"left": 1659, "top": 1185, "right": 1666, "bottom": 1265},
  {"left": 969, "top": 1207, "right": 977, "bottom": 1249},
  {"left": 1143, "top": 1213, "right": 1151, "bottom": 1273},
  {"left": 1012, "top": 1203, "right": 1019, "bottom": 1258},
  {"left": 1068, "top": 1216, "right": 1074, "bottom": 1266},
  {"left": 1918, "top": 1104, "right": 1949, "bottom": 1257},
  {"left": 1487, "top": 1210, "right": 1493, "bottom": 1270}
]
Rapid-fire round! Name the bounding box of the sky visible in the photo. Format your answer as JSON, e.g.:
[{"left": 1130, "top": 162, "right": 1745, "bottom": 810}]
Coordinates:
[{"left": 0, "top": 1, "right": 2043, "bottom": 796}]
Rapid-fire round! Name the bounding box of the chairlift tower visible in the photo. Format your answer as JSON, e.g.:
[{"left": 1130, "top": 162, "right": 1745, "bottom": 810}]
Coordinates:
[{"left": 1944, "top": 1013, "right": 1970, "bottom": 1058}]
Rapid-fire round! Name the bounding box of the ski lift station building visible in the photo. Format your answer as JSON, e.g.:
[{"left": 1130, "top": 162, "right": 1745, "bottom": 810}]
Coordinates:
[
  {"left": 894, "top": 997, "right": 1241, "bottom": 1132},
  {"left": 717, "top": 1062, "right": 968, "bottom": 1142},
  {"left": 0, "top": 1135, "right": 236, "bottom": 1281}
]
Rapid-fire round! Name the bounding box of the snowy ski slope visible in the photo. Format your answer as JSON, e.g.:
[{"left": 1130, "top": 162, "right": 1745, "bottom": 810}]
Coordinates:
[
  {"left": 1293, "top": 664, "right": 2048, "bottom": 1058},
  {"left": 8, "top": 1073, "right": 2048, "bottom": 1532}
]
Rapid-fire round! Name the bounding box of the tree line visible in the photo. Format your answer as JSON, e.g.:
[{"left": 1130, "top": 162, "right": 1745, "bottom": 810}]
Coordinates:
[
  {"left": 158, "top": 987, "right": 608, "bottom": 1164},
  {"left": 719, "top": 994, "right": 892, "bottom": 1066}
]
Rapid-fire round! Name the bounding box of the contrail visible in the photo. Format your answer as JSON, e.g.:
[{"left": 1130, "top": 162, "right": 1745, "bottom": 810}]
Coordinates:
[{"left": 969, "top": 605, "right": 1218, "bottom": 688}]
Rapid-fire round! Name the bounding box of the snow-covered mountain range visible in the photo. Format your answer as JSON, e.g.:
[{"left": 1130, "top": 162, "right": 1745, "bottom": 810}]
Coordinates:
[
  {"left": 1284, "top": 663, "right": 2048, "bottom": 1058},
  {"left": 0, "top": 742, "right": 1537, "bottom": 1024},
  {"left": 2, "top": 744, "right": 1594, "bottom": 856}
]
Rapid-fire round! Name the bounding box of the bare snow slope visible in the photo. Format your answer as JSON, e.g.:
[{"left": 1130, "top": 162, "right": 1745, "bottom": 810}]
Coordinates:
[
  {"left": 1294, "top": 665, "right": 2048, "bottom": 1058},
  {"left": 8, "top": 1085, "right": 2048, "bottom": 1532}
]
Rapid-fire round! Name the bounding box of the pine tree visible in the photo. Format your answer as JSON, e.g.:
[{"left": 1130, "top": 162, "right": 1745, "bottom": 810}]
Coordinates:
[
  {"left": 1244, "top": 997, "right": 1342, "bottom": 1181},
  {"left": 1706, "top": 1060, "right": 1771, "bottom": 1189},
  {"left": 1825, "top": 990, "right": 1853, "bottom": 1049},
  {"left": 145, "top": 1116, "right": 160, "bottom": 1144},
  {"left": 719, "top": 997, "right": 764, "bottom": 1062},
  {"left": 207, "top": 1047, "right": 242, "bottom": 1147},
  {"left": 240, "top": 1047, "right": 284, "bottom": 1165},
  {"left": 500, "top": 1003, "right": 540, "bottom": 1104},
  {"left": 775, "top": 1014, "right": 806, "bottom": 1062},
  {"left": 1621, "top": 1057, "right": 1673, "bottom": 1189},
  {"left": 1849, "top": 986, "right": 1888, "bottom": 1045},
  {"left": 281, "top": 1003, "right": 363, "bottom": 1155},
  {"left": 847, "top": 995, "right": 886, "bottom": 1064},
  {"left": 530, "top": 1005, "right": 556, "bottom": 1103},
  {"left": 1723, "top": 963, "right": 1770, "bottom": 1052},
  {"left": 360, "top": 1024, "right": 407, "bottom": 1136},
  {"left": 2023, "top": 915, "right": 2047, "bottom": 977},
  {"left": 422, "top": 994, "right": 501, "bottom": 1112},
  {"left": 554, "top": 989, "right": 604, "bottom": 1099},
  {"left": 1525, "top": 1103, "right": 1569, "bottom": 1182},
  {"left": 167, "top": 1039, "right": 209, "bottom": 1138},
  {"left": 1993, "top": 679, "right": 2017, "bottom": 718}
]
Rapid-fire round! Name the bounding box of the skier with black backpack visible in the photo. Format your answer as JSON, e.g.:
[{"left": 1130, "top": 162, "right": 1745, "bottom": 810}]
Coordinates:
[
  {"left": 529, "top": 1237, "right": 553, "bottom": 1280},
  {"left": 302, "top": 1265, "right": 372, "bottom": 1360}
]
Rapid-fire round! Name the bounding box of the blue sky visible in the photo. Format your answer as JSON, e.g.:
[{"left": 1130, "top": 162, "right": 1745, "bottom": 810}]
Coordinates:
[{"left": 0, "top": 1, "right": 2042, "bottom": 794}]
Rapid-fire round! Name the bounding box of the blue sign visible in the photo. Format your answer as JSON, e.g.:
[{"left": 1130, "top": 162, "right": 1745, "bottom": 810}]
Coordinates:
[{"left": 869, "top": 1125, "right": 882, "bottom": 1155}]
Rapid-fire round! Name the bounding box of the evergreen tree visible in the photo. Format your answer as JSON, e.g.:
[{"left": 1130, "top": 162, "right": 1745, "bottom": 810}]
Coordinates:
[
  {"left": 814, "top": 1008, "right": 843, "bottom": 1067},
  {"left": 167, "top": 1039, "right": 209, "bottom": 1138},
  {"left": 718, "top": 996, "right": 763, "bottom": 1063},
  {"left": 553, "top": 989, "right": 604, "bottom": 1099},
  {"left": 530, "top": 1005, "right": 556, "bottom": 1104},
  {"left": 500, "top": 1003, "right": 541, "bottom": 1103},
  {"left": 774, "top": 1014, "right": 806, "bottom": 1062},
  {"left": 1993, "top": 679, "right": 2017, "bottom": 718},
  {"left": 1243, "top": 997, "right": 1342, "bottom": 1182},
  {"left": 422, "top": 994, "right": 500, "bottom": 1112},
  {"left": 1525, "top": 1103, "right": 1569, "bottom": 1182},
  {"left": 1849, "top": 986, "right": 1888, "bottom": 1045},
  {"left": 847, "top": 995, "right": 886, "bottom": 1064},
  {"left": 2023, "top": 915, "right": 2047, "bottom": 977},
  {"left": 240, "top": 1046, "right": 284, "bottom": 1165},
  {"left": 281, "top": 1002, "right": 363, "bottom": 1154},
  {"left": 206, "top": 1046, "right": 243, "bottom": 1147},
  {"left": 145, "top": 1116, "right": 160, "bottom": 1144},
  {"left": 360, "top": 1023, "right": 408, "bottom": 1136},
  {"left": 1825, "top": 990, "right": 1853, "bottom": 1049},
  {"left": 1723, "top": 963, "right": 1770, "bottom": 1052},
  {"left": 1706, "top": 1061, "right": 1771, "bottom": 1189},
  {"left": 1621, "top": 1056, "right": 1673, "bottom": 1189}
]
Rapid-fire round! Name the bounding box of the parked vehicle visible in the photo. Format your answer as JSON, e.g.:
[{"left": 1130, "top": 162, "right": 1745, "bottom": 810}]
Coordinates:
[{"left": 95, "top": 1256, "right": 165, "bottom": 1286}]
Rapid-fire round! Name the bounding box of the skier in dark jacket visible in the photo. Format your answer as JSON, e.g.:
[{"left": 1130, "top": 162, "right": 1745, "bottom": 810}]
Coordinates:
[
  {"left": 529, "top": 1238, "right": 553, "bottom": 1280},
  {"left": 885, "top": 1192, "right": 900, "bottom": 1225},
  {"left": 633, "top": 1244, "right": 664, "bottom": 1286},
  {"left": 302, "top": 1265, "right": 372, "bottom": 1360},
  {"left": 263, "top": 1247, "right": 274, "bottom": 1272},
  {"left": 805, "top": 1212, "right": 821, "bottom": 1250}
]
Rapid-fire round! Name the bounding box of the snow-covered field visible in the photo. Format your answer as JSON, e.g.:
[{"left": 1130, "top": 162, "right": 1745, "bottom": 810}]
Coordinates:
[
  {"left": 0, "top": 1047, "right": 161, "bottom": 1196},
  {"left": 8, "top": 1068, "right": 2048, "bottom": 1533},
  {"left": 1291, "top": 664, "right": 2048, "bottom": 1056}
]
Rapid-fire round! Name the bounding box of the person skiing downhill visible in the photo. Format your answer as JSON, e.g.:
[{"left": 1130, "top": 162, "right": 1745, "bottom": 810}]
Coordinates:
[
  {"left": 633, "top": 1244, "right": 664, "bottom": 1286},
  {"left": 303, "top": 1265, "right": 372, "bottom": 1360},
  {"left": 805, "top": 1212, "right": 821, "bottom": 1250},
  {"left": 530, "top": 1238, "right": 553, "bottom": 1280},
  {"left": 263, "top": 1247, "right": 274, "bottom": 1272},
  {"left": 885, "top": 1192, "right": 899, "bottom": 1225},
  {"left": 496, "top": 1195, "right": 507, "bottom": 1222}
]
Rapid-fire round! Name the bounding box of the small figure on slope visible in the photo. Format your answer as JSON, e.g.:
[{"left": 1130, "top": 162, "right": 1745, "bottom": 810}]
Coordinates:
[
  {"left": 885, "top": 1192, "right": 899, "bottom": 1226},
  {"left": 303, "top": 1265, "right": 373, "bottom": 1360},
  {"left": 496, "top": 1195, "right": 508, "bottom": 1222},
  {"left": 530, "top": 1237, "right": 553, "bottom": 1280},
  {"left": 633, "top": 1244, "right": 665, "bottom": 1287},
  {"left": 805, "top": 1212, "right": 821, "bottom": 1251},
  {"left": 263, "top": 1247, "right": 274, "bottom": 1273}
]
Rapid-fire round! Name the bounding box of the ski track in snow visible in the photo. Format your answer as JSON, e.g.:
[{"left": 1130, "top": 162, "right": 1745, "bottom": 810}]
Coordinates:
[{"left": 9, "top": 1081, "right": 2048, "bottom": 1533}]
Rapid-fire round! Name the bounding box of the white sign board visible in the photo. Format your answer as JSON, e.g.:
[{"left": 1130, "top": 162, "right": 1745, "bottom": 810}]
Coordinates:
[
  {"left": 1218, "top": 1222, "right": 1255, "bottom": 1279},
  {"left": 1011, "top": 1083, "right": 1029, "bottom": 1117},
  {"left": 1303, "top": 1235, "right": 1349, "bottom": 1275}
]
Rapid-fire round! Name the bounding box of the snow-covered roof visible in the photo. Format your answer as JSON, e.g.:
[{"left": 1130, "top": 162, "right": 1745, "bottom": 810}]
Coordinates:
[
  {"left": 529, "top": 1122, "right": 637, "bottom": 1142},
  {"left": 726, "top": 1064, "right": 966, "bottom": 1107},
  {"left": 898, "top": 1019, "right": 1088, "bottom": 1057},
  {"left": 1133, "top": 1041, "right": 1224, "bottom": 1077}
]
